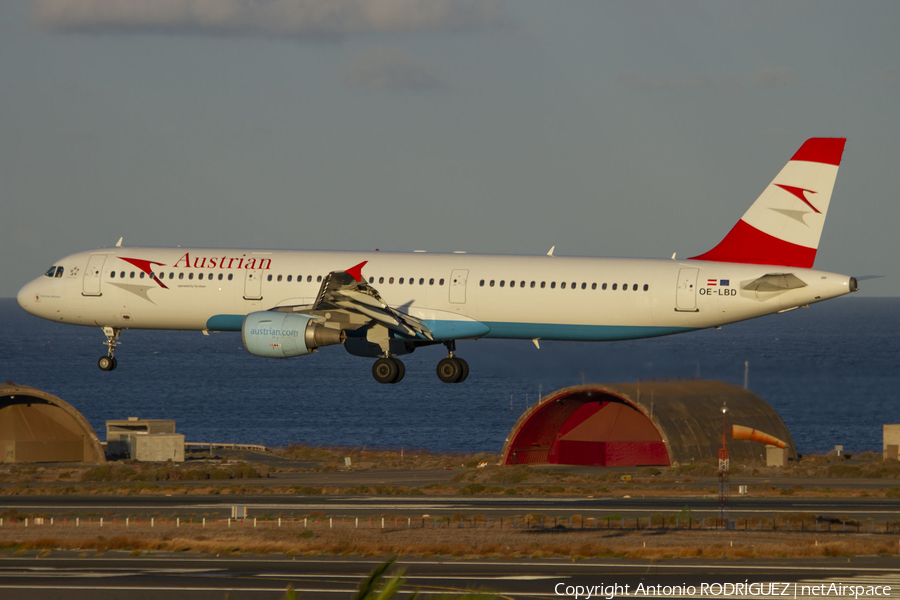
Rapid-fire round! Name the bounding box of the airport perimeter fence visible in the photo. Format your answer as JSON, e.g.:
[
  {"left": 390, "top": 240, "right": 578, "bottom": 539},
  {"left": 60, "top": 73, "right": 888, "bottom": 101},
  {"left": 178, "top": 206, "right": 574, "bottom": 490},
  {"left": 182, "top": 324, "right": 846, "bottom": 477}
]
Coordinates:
[{"left": 2, "top": 515, "right": 900, "bottom": 535}]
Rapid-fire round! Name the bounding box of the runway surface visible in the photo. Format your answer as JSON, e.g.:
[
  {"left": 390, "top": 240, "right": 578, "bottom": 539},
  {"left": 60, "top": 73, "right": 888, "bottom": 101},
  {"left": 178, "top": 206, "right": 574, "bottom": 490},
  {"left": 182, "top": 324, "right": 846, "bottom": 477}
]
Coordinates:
[
  {"left": 1, "top": 554, "right": 899, "bottom": 599},
  {"left": 1, "top": 494, "right": 898, "bottom": 520}
]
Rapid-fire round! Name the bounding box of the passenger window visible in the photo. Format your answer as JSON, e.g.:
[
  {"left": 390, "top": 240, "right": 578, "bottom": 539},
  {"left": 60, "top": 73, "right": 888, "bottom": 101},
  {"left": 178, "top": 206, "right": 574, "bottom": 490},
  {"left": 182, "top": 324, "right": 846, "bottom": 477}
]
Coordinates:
[
  {"left": 439, "top": 279, "right": 444, "bottom": 285},
  {"left": 612, "top": 283, "right": 617, "bottom": 290},
  {"left": 399, "top": 277, "right": 405, "bottom": 284},
  {"left": 643, "top": 284, "right": 649, "bottom": 291},
  {"left": 561, "top": 282, "right": 566, "bottom": 289},
  {"left": 419, "top": 278, "right": 424, "bottom": 285},
  {"left": 520, "top": 281, "right": 525, "bottom": 288},
  {"left": 581, "top": 283, "right": 586, "bottom": 290},
  {"left": 120, "top": 271, "right": 125, "bottom": 278},
  {"left": 169, "top": 273, "right": 174, "bottom": 279},
  {"left": 602, "top": 283, "right": 607, "bottom": 290},
  {"left": 287, "top": 275, "right": 293, "bottom": 282},
  {"left": 541, "top": 282, "right": 546, "bottom": 288},
  {"left": 389, "top": 277, "right": 394, "bottom": 284},
  {"left": 490, "top": 280, "right": 495, "bottom": 287},
  {"left": 379, "top": 277, "right": 384, "bottom": 284},
  {"left": 110, "top": 271, "right": 116, "bottom": 278},
  {"left": 218, "top": 273, "right": 223, "bottom": 280},
  {"left": 208, "top": 273, "right": 212, "bottom": 280},
  {"left": 199, "top": 273, "right": 204, "bottom": 280},
  {"left": 368, "top": 277, "right": 373, "bottom": 283},
  {"left": 571, "top": 282, "right": 576, "bottom": 289},
  {"left": 591, "top": 283, "right": 596, "bottom": 290},
  {"left": 622, "top": 283, "right": 627, "bottom": 291},
  {"left": 633, "top": 284, "right": 638, "bottom": 291},
  {"left": 429, "top": 278, "right": 434, "bottom": 285},
  {"left": 500, "top": 280, "right": 505, "bottom": 287},
  {"left": 307, "top": 276, "right": 313, "bottom": 282},
  {"left": 267, "top": 275, "right": 272, "bottom": 282},
  {"left": 189, "top": 273, "right": 194, "bottom": 280},
  {"left": 228, "top": 274, "right": 233, "bottom": 281},
  {"left": 139, "top": 272, "right": 145, "bottom": 279},
  {"left": 551, "top": 282, "right": 556, "bottom": 289},
  {"left": 277, "top": 275, "right": 282, "bottom": 282},
  {"left": 179, "top": 273, "right": 184, "bottom": 280},
  {"left": 409, "top": 278, "right": 414, "bottom": 285},
  {"left": 317, "top": 275, "right": 322, "bottom": 282},
  {"left": 530, "top": 281, "right": 535, "bottom": 288},
  {"left": 55, "top": 266, "right": 64, "bottom": 278}
]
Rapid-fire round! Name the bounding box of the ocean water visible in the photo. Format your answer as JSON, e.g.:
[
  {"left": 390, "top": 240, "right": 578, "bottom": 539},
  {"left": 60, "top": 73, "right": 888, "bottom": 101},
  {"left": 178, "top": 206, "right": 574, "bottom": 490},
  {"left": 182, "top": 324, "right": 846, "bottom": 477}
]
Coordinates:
[{"left": 1, "top": 296, "right": 898, "bottom": 455}]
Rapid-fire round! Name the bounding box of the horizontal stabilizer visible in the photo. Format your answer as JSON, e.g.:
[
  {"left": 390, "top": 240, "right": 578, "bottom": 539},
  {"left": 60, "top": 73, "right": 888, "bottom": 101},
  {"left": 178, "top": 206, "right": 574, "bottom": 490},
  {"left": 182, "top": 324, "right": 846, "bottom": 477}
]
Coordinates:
[{"left": 741, "top": 273, "right": 807, "bottom": 293}]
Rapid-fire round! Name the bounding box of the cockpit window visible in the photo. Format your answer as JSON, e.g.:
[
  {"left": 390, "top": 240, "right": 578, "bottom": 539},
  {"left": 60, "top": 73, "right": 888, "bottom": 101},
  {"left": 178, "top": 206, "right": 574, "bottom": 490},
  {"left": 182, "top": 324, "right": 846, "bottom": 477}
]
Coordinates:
[
  {"left": 44, "top": 266, "right": 57, "bottom": 277},
  {"left": 55, "top": 266, "right": 64, "bottom": 278}
]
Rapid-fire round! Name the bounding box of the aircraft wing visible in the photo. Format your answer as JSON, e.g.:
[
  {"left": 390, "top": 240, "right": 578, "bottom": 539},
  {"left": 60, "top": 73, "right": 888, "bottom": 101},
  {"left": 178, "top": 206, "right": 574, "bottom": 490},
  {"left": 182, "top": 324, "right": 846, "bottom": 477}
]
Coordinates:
[{"left": 282, "top": 261, "right": 434, "bottom": 340}]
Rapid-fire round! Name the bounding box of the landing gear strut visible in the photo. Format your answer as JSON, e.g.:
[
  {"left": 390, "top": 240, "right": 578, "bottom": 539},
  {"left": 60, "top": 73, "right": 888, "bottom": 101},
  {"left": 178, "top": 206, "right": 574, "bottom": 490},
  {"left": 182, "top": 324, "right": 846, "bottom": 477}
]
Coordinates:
[
  {"left": 437, "top": 341, "right": 468, "bottom": 383},
  {"left": 98, "top": 326, "right": 121, "bottom": 371},
  {"left": 372, "top": 356, "right": 405, "bottom": 384}
]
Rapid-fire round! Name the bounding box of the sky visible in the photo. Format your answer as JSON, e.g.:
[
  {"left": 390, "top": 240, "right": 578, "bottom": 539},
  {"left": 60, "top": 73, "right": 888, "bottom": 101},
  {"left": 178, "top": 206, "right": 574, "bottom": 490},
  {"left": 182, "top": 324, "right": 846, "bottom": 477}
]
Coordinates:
[{"left": 2, "top": 0, "right": 899, "bottom": 297}]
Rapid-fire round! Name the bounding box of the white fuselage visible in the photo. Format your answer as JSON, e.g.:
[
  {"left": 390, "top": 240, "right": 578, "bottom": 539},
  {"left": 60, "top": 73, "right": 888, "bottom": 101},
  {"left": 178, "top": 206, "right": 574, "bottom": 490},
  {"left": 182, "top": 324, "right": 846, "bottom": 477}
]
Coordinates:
[{"left": 17, "top": 247, "right": 854, "bottom": 341}]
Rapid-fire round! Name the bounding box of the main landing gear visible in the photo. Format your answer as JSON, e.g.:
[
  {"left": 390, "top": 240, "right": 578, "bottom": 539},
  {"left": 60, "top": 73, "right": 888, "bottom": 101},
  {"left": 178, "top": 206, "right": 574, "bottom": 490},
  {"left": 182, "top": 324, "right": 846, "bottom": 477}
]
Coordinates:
[
  {"left": 437, "top": 341, "right": 468, "bottom": 384},
  {"left": 98, "top": 326, "right": 121, "bottom": 371},
  {"left": 372, "top": 357, "right": 405, "bottom": 384}
]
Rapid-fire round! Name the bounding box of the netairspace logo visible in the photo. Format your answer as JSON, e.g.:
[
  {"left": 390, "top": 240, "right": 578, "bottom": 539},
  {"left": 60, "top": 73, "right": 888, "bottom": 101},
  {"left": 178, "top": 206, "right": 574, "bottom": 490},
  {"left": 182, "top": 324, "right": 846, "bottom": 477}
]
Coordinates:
[
  {"left": 250, "top": 328, "right": 300, "bottom": 338},
  {"left": 553, "top": 581, "right": 892, "bottom": 599}
]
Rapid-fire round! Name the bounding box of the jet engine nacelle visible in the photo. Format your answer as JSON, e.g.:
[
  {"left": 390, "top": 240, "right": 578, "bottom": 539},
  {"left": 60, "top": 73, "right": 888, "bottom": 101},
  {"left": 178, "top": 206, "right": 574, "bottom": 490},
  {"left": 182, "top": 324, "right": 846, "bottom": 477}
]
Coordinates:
[{"left": 242, "top": 312, "right": 345, "bottom": 358}]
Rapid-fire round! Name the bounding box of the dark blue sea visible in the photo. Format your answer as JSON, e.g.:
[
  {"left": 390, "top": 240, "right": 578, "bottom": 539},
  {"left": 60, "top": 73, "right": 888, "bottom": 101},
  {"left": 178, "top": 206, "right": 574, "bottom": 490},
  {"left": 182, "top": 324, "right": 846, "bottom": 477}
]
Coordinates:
[{"left": 1, "top": 297, "right": 898, "bottom": 455}]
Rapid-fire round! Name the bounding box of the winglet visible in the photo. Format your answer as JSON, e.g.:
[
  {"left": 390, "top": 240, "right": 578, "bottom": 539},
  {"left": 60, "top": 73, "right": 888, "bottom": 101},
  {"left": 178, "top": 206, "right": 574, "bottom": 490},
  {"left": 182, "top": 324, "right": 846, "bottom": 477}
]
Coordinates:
[
  {"left": 547, "top": 246, "right": 555, "bottom": 256},
  {"left": 345, "top": 261, "right": 368, "bottom": 283}
]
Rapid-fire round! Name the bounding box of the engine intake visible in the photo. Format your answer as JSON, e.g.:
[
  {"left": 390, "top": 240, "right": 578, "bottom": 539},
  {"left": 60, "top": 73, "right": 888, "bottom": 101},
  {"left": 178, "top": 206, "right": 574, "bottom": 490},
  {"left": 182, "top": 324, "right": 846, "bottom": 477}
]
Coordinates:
[{"left": 242, "top": 312, "right": 345, "bottom": 358}]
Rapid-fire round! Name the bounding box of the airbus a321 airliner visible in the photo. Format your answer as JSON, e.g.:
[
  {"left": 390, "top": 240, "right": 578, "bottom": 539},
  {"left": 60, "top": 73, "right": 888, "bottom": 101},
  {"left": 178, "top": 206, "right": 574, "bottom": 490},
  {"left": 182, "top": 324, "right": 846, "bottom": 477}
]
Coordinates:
[{"left": 18, "top": 138, "right": 858, "bottom": 384}]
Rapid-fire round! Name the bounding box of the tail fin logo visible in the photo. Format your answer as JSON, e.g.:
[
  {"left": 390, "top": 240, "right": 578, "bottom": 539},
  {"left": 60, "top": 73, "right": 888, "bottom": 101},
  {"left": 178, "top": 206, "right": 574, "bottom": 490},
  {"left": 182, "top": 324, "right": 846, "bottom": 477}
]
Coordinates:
[{"left": 774, "top": 184, "right": 820, "bottom": 214}]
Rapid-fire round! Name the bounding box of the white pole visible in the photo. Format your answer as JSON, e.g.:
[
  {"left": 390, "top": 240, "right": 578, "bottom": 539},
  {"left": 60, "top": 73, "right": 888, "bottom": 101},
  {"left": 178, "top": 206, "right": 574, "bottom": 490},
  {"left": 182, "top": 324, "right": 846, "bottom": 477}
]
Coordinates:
[
  {"left": 356, "top": 517, "right": 358, "bottom": 528},
  {"left": 330, "top": 518, "right": 333, "bottom": 528},
  {"left": 100, "top": 518, "right": 103, "bottom": 528},
  {"left": 126, "top": 518, "right": 129, "bottom": 527},
  {"left": 77, "top": 518, "right": 80, "bottom": 527},
  {"left": 151, "top": 517, "right": 154, "bottom": 528},
  {"left": 203, "top": 518, "right": 206, "bottom": 528}
]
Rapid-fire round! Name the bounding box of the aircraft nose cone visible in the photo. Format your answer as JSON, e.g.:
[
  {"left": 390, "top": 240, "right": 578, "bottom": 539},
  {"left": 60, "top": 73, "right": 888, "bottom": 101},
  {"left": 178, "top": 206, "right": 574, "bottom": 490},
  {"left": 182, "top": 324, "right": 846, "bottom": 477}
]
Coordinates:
[{"left": 17, "top": 280, "right": 38, "bottom": 313}]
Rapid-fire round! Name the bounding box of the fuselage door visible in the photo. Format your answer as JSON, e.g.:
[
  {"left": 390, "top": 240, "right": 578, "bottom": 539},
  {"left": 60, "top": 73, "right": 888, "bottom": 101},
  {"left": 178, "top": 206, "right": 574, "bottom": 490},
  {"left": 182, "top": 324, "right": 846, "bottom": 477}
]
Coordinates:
[
  {"left": 244, "top": 270, "right": 263, "bottom": 300},
  {"left": 82, "top": 254, "right": 107, "bottom": 296},
  {"left": 449, "top": 269, "right": 468, "bottom": 304},
  {"left": 675, "top": 268, "right": 699, "bottom": 312}
]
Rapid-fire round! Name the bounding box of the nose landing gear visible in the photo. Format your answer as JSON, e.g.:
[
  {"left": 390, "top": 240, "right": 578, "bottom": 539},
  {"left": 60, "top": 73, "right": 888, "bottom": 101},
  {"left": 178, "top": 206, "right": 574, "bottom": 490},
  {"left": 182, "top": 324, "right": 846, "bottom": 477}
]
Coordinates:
[
  {"left": 437, "top": 341, "right": 469, "bottom": 383},
  {"left": 98, "top": 326, "right": 121, "bottom": 371}
]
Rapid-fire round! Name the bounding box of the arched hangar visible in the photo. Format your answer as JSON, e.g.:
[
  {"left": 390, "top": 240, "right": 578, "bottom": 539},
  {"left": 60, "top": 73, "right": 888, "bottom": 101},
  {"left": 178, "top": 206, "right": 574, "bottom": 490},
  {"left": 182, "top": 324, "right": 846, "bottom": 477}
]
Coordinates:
[
  {"left": 0, "top": 383, "right": 106, "bottom": 464},
  {"left": 501, "top": 380, "right": 796, "bottom": 467}
]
